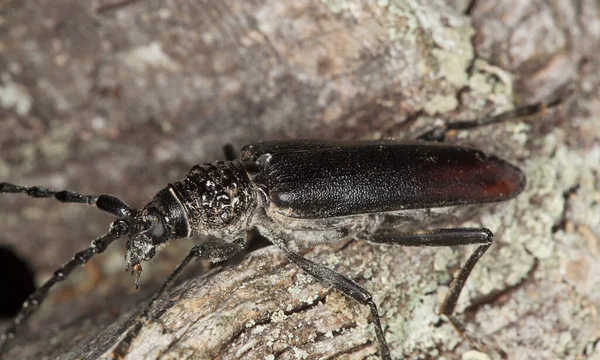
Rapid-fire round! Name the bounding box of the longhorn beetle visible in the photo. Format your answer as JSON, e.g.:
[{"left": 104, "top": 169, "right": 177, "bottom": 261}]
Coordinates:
[{"left": 0, "top": 101, "right": 559, "bottom": 359}]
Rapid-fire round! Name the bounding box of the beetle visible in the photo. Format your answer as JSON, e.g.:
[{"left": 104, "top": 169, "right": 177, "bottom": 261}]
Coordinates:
[{"left": 0, "top": 102, "right": 555, "bottom": 359}]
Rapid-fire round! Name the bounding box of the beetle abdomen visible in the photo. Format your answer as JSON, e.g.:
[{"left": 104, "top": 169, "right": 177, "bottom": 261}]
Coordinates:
[{"left": 254, "top": 142, "right": 525, "bottom": 219}]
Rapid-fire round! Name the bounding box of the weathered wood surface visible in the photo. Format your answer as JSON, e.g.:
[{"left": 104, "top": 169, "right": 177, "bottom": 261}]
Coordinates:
[{"left": 1, "top": 0, "right": 599, "bottom": 359}]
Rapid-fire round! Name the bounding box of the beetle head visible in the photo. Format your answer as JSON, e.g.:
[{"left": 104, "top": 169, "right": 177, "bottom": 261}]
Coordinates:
[
  {"left": 123, "top": 186, "right": 189, "bottom": 287},
  {"left": 123, "top": 207, "right": 166, "bottom": 286}
]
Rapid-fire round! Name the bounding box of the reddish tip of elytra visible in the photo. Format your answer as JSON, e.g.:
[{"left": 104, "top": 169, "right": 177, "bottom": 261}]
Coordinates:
[{"left": 483, "top": 160, "right": 527, "bottom": 201}]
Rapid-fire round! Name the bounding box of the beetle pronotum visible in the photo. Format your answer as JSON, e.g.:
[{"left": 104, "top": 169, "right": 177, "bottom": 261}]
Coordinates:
[{"left": 0, "top": 101, "right": 558, "bottom": 359}]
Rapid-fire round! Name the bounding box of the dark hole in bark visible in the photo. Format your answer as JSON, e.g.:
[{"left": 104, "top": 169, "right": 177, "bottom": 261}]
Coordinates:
[{"left": 0, "top": 246, "right": 35, "bottom": 318}]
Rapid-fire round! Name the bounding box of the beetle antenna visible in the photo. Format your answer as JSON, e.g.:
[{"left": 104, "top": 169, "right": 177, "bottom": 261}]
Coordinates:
[
  {"left": 0, "top": 183, "right": 133, "bottom": 355},
  {"left": 0, "top": 182, "right": 99, "bottom": 204},
  {"left": 0, "top": 219, "right": 129, "bottom": 355},
  {"left": 0, "top": 182, "right": 134, "bottom": 218}
]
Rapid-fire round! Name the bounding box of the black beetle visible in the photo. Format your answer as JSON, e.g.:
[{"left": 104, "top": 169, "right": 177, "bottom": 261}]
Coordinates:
[{"left": 0, "top": 101, "right": 556, "bottom": 359}]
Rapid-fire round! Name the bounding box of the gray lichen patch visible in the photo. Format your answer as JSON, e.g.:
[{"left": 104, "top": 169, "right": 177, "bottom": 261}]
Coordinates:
[
  {"left": 451, "top": 133, "right": 600, "bottom": 358},
  {"left": 0, "top": 81, "right": 32, "bottom": 116},
  {"left": 119, "top": 41, "right": 181, "bottom": 74}
]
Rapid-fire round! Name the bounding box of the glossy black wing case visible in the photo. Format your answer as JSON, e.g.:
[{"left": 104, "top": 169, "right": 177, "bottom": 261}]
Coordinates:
[{"left": 242, "top": 140, "right": 526, "bottom": 219}]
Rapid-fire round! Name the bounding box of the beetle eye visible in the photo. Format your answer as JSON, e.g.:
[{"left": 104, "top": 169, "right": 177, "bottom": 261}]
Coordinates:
[
  {"left": 143, "top": 208, "right": 168, "bottom": 244},
  {"left": 148, "top": 216, "right": 167, "bottom": 242}
]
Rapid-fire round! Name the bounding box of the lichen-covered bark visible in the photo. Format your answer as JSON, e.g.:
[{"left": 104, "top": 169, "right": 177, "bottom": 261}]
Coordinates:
[{"left": 0, "top": 0, "right": 598, "bottom": 359}]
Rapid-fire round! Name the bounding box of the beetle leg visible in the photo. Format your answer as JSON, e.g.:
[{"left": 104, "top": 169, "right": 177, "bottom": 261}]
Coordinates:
[
  {"left": 273, "top": 243, "right": 391, "bottom": 360},
  {"left": 366, "top": 227, "right": 506, "bottom": 358},
  {"left": 416, "top": 100, "right": 558, "bottom": 142},
  {"left": 111, "top": 239, "right": 245, "bottom": 359},
  {"left": 366, "top": 227, "right": 492, "bottom": 248}
]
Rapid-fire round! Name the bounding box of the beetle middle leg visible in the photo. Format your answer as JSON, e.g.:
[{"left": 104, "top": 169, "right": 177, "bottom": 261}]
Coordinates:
[
  {"left": 111, "top": 239, "right": 245, "bottom": 359},
  {"left": 269, "top": 240, "right": 392, "bottom": 360},
  {"left": 366, "top": 227, "right": 503, "bottom": 356}
]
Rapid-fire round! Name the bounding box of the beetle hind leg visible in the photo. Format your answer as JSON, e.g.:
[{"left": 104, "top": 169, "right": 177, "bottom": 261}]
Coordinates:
[
  {"left": 416, "top": 100, "right": 559, "bottom": 142},
  {"left": 366, "top": 227, "right": 507, "bottom": 358}
]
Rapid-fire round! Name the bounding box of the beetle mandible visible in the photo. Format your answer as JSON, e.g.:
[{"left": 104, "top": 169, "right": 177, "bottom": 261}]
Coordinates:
[{"left": 0, "top": 102, "right": 557, "bottom": 359}]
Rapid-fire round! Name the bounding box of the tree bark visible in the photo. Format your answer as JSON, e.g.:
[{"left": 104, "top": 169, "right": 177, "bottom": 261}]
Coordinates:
[{"left": 0, "top": 0, "right": 599, "bottom": 359}]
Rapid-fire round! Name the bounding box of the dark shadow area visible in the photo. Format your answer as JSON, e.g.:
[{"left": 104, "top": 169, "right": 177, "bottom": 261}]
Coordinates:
[
  {"left": 245, "top": 227, "right": 272, "bottom": 253},
  {"left": 0, "top": 246, "right": 35, "bottom": 318}
]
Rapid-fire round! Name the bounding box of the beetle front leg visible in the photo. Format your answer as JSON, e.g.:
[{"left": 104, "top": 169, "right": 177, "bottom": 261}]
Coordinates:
[
  {"left": 273, "top": 242, "right": 391, "bottom": 360},
  {"left": 111, "top": 239, "right": 245, "bottom": 359},
  {"left": 366, "top": 227, "right": 505, "bottom": 357}
]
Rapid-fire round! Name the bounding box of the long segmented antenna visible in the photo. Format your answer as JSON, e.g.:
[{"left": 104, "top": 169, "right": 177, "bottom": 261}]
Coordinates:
[
  {"left": 0, "top": 183, "right": 134, "bottom": 355},
  {"left": 0, "top": 220, "right": 129, "bottom": 354},
  {"left": 0, "top": 183, "right": 133, "bottom": 218},
  {"left": 0, "top": 182, "right": 98, "bottom": 204}
]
